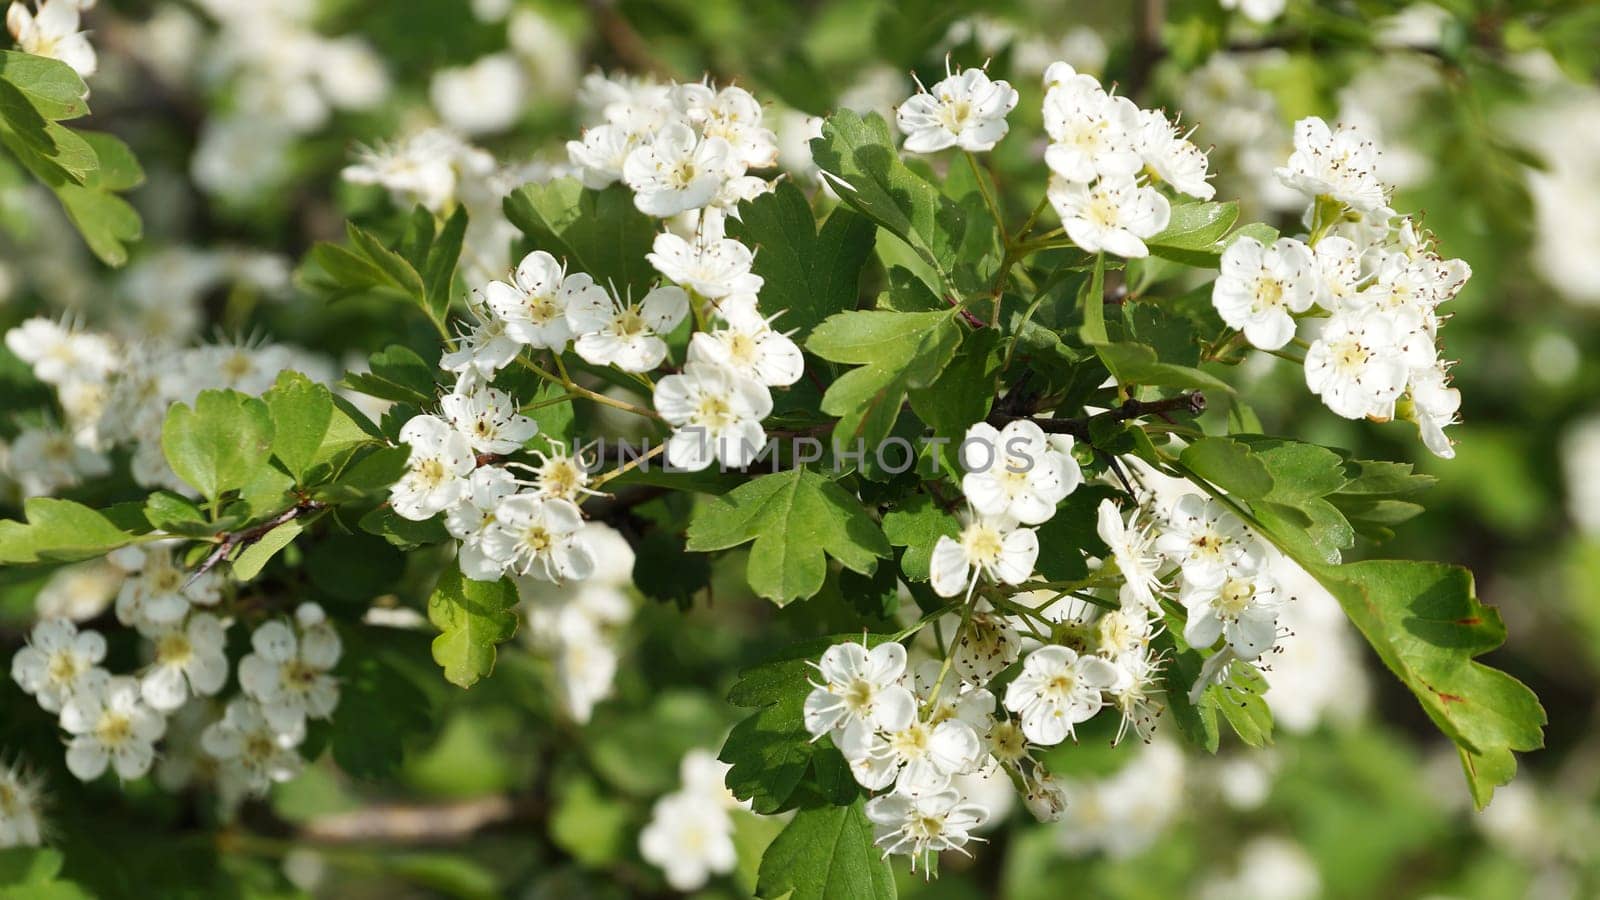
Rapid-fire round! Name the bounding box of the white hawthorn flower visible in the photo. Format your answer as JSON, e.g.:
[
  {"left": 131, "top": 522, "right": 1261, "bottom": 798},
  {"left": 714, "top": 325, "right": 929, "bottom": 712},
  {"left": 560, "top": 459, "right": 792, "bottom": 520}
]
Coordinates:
[
  {"left": 1312, "top": 235, "right": 1363, "bottom": 311},
  {"left": 237, "top": 604, "right": 342, "bottom": 734},
  {"left": 638, "top": 792, "right": 736, "bottom": 892},
  {"left": 1303, "top": 310, "right": 1410, "bottom": 420},
  {"left": 686, "top": 318, "right": 804, "bottom": 388},
  {"left": 10, "top": 618, "right": 105, "bottom": 713},
  {"left": 391, "top": 415, "right": 477, "bottom": 522},
  {"left": 865, "top": 787, "right": 990, "bottom": 872},
  {"left": 445, "top": 465, "right": 520, "bottom": 581},
  {"left": 1095, "top": 500, "right": 1164, "bottom": 609},
  {"left": 566, "top": 283, "right": 689, "bottom": 372},
  {"left": 200, "top": 698, "right": 304, "bottom": 796},
  {"left": 1042, "top": 74, "right": 1142, "bottom": 183},
  {"left": 480, "top": 494, "right": 594, "bottom": 582},
  {"left": 0, "top": 761, "right": 45, "bottom": 848},
  {"left": 482, "top": 251, "right": 579, "bottom": 350},
  {"left": 622, "top": 122, "right": 732, "bottom": 217},
  {"left": 952, "top": 610, "right": 1022, "bottom": 686},
  {"left": 1212, "top": 236, "right": 1316, "bottom": 350},
  {"left": 342, "top": 128, "right": 490, "bottom": 214},
  {"left": 429, "top": 52, "right": 526, "bottom": 135},
  {"left": 4, "top": 318, "right": 117, "bottom": 386},
  {"left": 646, "top": 231, "right": 764, "bottom": 299},
  {"left": 1180, "top": 568, "right": 1283, "bottom": 661},
  {"left": 4, "top": 421, "right": 110, "bottom": 498},
  {"left": 1221, "top": 0, "right": 1287, "bottom": 23},
  {"left": 653, "top": 362, "right": 774, "bottom": 471},
  {"left": 1003, "top": 645, "right": 1119, "bottom": 745},
  {"left": 1048, "top": 174, "right": 1171, "bottom": 259},
  {"left": 1407, "top": 362, "right": 1462, "bottom": 459},
  {"left": 440, "top": 383, "right": 538, "bottom": 456},
  {"left": 7, "top": 0, "right": 96, "bottom": 77},
  {"left": 525, "top": 440, "right": 597, "bottom": 503},
  {"left": 841, "top": 712, "right": 982, "bottom": 795},
  {"left": 696, "top": 84, "right": 780, "bottom": 170},
  {"left": 959, "top": 420, "right": 1076, "bottom": 525},
  {"left": 566, "top": 123, "right": 636, "bottom": 190},
  {"left": 1155, "top": 494, "right": 1263, "bottom": 591},
  {"left": 440, "top": 302, "right": 523, "bottom": 377},
  {"left": 1275, "top": 116, "right": 1388, "bottom": 212},
  {"left": 803, "top": 639, "right": 916, "bottom": 741},
  {"left": 1023, "top": 769, "right": 1070, "bottom": 822},
  {"left": 140, "top": 612, "right": 229, "bottom": 712},
  {"left": 930, "top": 512, "right": 1039, "bottom": 598},
  {"left": 896, "top": 62, "right": 1019, "bottom": 153},
  {"left": 1134, "top": 108, "right": 1215, "bottom": 199},
  {"left": 60, "top": 673, "right": 166, "bottom": 781},
  {"left": 111, "top": 545, "right": 222, "bottom": 633}
]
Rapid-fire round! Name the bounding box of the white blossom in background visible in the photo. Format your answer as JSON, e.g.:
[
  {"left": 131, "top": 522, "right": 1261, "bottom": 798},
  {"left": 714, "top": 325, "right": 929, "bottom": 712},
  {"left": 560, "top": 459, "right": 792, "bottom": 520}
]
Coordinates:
[
  {"left": 895, "top": 61, "right": 1019, "bottom": 153},
  {"left": 0, "top": 762, "right": 45, "bottom": 848},
  {"left": 1056, "top": 740, "right": 1186, "bottom": 858},
  {"left": 1197, "top": 836, "right": 1322, "bottom": 900},
  {"left": 201, "top": 698, "right": 305, "bottom": 798},
  {"left": 639, "top": 749, "right": 748, "bottom": 891},
  {"left": 10, "top": 618, "right": 106, "bottom": 713},
  {"left": 430, "top": 53, "right": 527, "bottom": 135},
  {"left": 7, "top": 0, "right": 97, "bottom": 77},
  {"left": 237, "top": 604, "right": 342, "bottom": 734},
  {"left": 139, "top": 613, "right": 230, "bottom": 712},
  {"left": 519, "top": 523, "right": 636, "bottom": 722},
  {"left": 59, "top": 673, "right": 167, "bottom": 781},
  {"left": 343, "top": 129, "right": 494, "bottom": 214},
  {"left": 1219, "top": 0, "right": 1288, "bottom": 25}
]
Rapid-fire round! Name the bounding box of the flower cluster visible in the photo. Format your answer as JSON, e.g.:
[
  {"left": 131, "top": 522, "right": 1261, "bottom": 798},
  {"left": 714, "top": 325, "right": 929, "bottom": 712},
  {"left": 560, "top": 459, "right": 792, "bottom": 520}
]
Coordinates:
[
  {"left": 1213, "top": 116, "right": 1470, "bottom": 457},
  {"left": 1040, "top": 63, "right": 1213, "bottom": 257},
  {"left": 8, "top": 599, "right": 337, "bottom": 801},
  {"left": 567, "top": 72, "right": 779, "bottom": 221},
  {"left": 638, "top": 749, "right": 749, "bottom": 891},
  {"left": 800, "top": 408, "right": 1301, "bottom": 869}
]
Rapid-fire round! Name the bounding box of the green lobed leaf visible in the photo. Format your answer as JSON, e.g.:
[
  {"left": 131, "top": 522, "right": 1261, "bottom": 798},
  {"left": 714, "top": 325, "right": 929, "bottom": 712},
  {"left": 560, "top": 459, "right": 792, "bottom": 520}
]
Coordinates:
[
  {"left": 1091, "top": 341, "right": 1236, "bottom": 395},
  {"left": 264, "top": 370, "right": 335, "bottom": 484},
  {"left": 685, "top": 468, "right": 891, "bottom": 605},
  {"left": 421, "top": 206, "right": 468, "bottom": 323},
  {"left": 0, "top": 51, "right": 88, "bottom": 120},
  {"left": 160, "top": 390, "right": 275, "bottom": 504},
  {"left": 726, "top": 180, "right": 876, "bottom": 339},
  {"left": 755, "top": 799, "right": 896, "bottom": 900},
  {"left": 1180, "top": 437, "right": 1274, "bottom": 499},
  {"left": 807, "top": 308, "right": 964, "bottom": 449},
  {"left": 503, "top": 179, "right": 657, "bottom": 294},
  {"left": 427, "top": 568, "right": 520, "bottom": 689},
  {"left": 880, "top": 493, "right": 960, "bottom": 582},
  {"left": 809, "top": 109, "right": 959, "bottom": 287},
  {"left": 229, "top": 520, "right": 303, "bottom": 582},
  {"left": 1147, "top": 200, "right": 1240, "bottom": 251}
]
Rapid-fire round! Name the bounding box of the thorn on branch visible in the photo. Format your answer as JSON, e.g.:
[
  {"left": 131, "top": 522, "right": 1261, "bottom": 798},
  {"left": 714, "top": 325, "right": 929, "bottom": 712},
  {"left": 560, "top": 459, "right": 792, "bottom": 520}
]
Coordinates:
[{"left": 187, "top": 500, "right": 327, "bottom": 587}]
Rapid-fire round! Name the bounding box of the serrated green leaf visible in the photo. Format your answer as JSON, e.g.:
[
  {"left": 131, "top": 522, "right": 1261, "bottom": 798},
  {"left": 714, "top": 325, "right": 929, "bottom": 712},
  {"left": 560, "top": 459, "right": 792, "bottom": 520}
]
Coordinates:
[
  {"left": 809, "top": 109, "right": 957, "bottom": 287},
  {"left": 161, "top": 390, "right": 275, "bottom": 503},
  {"left": 422, "top": 206, "right": 467, "bottom": 322},
  {"left": 686, "top": 468, "right": 890, "bottom": 605},
  {"left": 726, "top": 180, "right": 876, "bottom": 339},
  {"left": 755, "top": 800, "right": 896, "bottom": 900},
  {"left": 1147, "top": 200, "right": 1240, "bottom": 250},
  {"left": 342, "top": 345, "right": 439, "bottom": 405},
  {"left": 1180, "top": 437, "right": 1274, "bottom": 499},
  {"left": 427, "top": 568, "right": 519, "bottom": 688},
  {"left": 0, "top": 51, "right": 87, "bottom": 120},
  {"left": 1092, "top": 341, "right": 1235, "bottom": 395}
]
